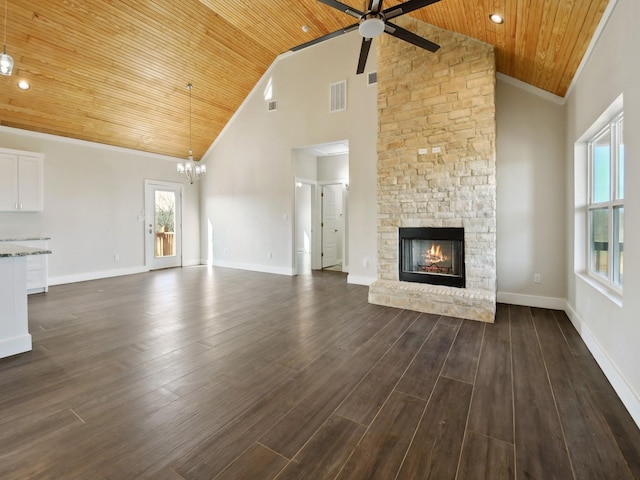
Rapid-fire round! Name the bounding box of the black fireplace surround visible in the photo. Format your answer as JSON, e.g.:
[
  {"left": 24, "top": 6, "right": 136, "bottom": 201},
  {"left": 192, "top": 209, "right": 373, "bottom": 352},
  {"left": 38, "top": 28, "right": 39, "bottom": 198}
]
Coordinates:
[{"left": 399, "top": 227, "right": 465, "bottom": 288}]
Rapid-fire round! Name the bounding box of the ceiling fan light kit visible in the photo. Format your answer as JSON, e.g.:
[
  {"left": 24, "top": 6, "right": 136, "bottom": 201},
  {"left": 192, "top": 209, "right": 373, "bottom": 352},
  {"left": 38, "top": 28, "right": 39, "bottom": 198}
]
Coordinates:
[
  {"left": 293, "top": 0, "right": 441, "bottom": 74},
  {"left": 359, "top": 14, "right": 385, "bottom": 38}
]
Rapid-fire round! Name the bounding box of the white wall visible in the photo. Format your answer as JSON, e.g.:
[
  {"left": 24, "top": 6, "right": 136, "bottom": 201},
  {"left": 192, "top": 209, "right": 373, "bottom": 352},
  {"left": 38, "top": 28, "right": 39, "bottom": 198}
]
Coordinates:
[
  {"left": 565, "top": 0, "right": 640, "bottom": 425},
  {"left": 0, "top": 127, "right": 200, "bottom": 284},
  {"left": 495, "top": 80, "right": 566, "bottom": 308},
  {"left": 201, "top": 31, "right": 378, "bottom": 283},
  {"left": 317, "top": 153, "right": 349, "bottom": 183}
]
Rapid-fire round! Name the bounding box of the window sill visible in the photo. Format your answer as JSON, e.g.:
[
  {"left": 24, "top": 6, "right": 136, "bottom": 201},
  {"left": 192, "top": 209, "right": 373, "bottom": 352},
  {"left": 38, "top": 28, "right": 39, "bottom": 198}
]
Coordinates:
[{"left": 576, "top": 271, "right": 623, "bottom": 307}]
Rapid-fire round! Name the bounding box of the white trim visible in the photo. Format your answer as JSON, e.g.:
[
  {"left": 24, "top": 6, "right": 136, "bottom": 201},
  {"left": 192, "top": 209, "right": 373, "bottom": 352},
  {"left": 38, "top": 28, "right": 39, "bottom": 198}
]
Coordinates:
[
  {"left": 295, "top": 177, "right": 318, "bottom": 186},
  {"left": 211, "top": 259, "right": 295, "bottom": 277},
  {"left": 0, "top": 125, "right": 183, "bottom": 163},
  {"left": 0, "top": 334, "right": 32, "bottom": 359},
  {"left": 496, "top": 73, "right": 565, "bottom": 105},
  {"left": 564, "top": 301, "right": 640, "bottom": 429},
  {"left": 565, "top": 0, "right": 620, "bottom": 99},
  {"left": 347, "top": 274, "right": 376, "bottom": 286},
  {"left": 496, "top": 291, "right": 566, "bottom": 310},
  {"left": 182, "top": 257, "right": 201, "bottom": 267},
  {"left": 49, "top": 266, "right": 149, "bottom": 286}
]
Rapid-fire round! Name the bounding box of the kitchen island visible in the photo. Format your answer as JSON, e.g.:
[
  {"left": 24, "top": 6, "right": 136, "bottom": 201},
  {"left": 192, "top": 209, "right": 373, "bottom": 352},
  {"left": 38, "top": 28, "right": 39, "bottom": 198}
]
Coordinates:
[{"left": 0, "top": 244, "right": 52, "bottom": 359}]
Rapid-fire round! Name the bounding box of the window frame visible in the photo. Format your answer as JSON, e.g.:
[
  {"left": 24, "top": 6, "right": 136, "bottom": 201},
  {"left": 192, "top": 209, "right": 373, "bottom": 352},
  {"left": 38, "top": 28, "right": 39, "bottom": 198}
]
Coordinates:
[{"left": 587, "top": 111, "right": 624, "bottom": 294}]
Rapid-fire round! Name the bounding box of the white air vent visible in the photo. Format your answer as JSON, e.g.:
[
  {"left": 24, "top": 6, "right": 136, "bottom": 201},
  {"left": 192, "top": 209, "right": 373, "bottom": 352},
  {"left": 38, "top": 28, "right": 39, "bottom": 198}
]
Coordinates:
[
  {"left": 330, "top": 80, "right": 347, "bottom": 113},
  {"left": 367, "top": 71, "right": 377, "bottom": 85},
  {"left": 267, "top": 100, "right": 277, "bottom": 112}
]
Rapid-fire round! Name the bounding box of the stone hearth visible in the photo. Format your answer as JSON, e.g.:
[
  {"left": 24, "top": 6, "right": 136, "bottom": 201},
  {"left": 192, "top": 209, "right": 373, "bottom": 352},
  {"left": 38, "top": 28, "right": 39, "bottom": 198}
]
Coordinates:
[{"left": 368, "top": 18, "right": 497, "bottom": 323}]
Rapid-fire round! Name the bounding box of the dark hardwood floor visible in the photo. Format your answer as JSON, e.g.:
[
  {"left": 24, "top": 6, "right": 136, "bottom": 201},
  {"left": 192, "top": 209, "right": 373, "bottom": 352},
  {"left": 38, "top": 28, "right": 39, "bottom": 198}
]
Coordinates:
[{"left": 1, "top": 266, "right": 639, "bottom": 479}]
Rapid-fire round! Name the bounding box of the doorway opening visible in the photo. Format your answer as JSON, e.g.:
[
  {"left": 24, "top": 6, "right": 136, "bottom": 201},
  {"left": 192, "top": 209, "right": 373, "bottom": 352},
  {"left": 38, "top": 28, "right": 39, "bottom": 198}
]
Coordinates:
[{"left": 293, "top": 141, "right": 349, "bottom": 275}]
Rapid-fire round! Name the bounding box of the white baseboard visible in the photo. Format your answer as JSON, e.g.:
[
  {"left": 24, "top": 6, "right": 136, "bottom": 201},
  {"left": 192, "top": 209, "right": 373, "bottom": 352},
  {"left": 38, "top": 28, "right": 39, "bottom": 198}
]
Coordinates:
[
  {"left": 211, "top": 259, "right": 295, "bottom": 276},
  {"left": 564, "top": 302, "right": 640, "bottom": 429},
  {"left": 49, "top": 266, "right": 149, "bottom": 286},
  {"left": 497, "top": 291, "right": 566, "bottom": 310},
  {"left": 347, "top": 274, "right": 376, "bottom": 286},
  {"left": 182, "top": 258, "right": 202, "bottom": 267},
  {"left": 0, "top": 334, "right": 32, "bottom": 358}
]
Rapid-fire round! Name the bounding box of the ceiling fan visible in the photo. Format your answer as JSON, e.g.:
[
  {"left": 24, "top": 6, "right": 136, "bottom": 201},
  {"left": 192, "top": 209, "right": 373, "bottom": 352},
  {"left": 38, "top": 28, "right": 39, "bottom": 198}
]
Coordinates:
[{"left": 292, "top": 0, "right": 441, "bottom": 74}]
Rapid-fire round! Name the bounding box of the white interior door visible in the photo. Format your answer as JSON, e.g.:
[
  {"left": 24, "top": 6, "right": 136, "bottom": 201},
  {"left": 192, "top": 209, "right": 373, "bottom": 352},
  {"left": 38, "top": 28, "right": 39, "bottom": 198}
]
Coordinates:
[
  {"left": 322, "top": 184, "right": 339, "bottom": 268},
  {"left": 145, "top": 180, "right": 182, "bottom": 270}
]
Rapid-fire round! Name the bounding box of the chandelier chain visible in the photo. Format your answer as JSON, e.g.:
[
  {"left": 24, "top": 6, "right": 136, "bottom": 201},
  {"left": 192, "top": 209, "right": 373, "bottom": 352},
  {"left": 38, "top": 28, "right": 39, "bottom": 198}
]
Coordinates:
[
  {"left": 3, "top": 0, "right": 8, "bottom": 48},
  {"left": 188, "top": 83, "right": 193, "bottom": 157}
]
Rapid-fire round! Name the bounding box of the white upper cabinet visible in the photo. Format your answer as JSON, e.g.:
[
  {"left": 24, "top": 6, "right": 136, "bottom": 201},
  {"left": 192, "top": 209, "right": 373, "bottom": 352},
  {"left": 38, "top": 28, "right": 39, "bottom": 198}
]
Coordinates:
[{"left": 0, "top": 149, "right": 44, "bottom": 212}]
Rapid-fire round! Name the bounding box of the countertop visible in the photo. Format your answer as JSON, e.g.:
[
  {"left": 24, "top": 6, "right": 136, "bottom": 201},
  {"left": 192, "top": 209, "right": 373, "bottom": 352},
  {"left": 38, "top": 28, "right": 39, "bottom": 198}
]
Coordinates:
[
  {"left": 0, "top": 244, "right": 52, "bottom": 257},
  {"left": 0, "top": 236, "right": 51, "bottom": 242}
]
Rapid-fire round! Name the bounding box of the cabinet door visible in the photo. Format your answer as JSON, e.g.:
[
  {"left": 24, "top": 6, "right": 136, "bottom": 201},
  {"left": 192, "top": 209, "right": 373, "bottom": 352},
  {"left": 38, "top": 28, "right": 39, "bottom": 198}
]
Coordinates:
[
  {"left": 0, "top": 154, "right": 18, "bottom": 211},
  {"left": 17, "top": 156, "right": 44, "bottom": 211}
]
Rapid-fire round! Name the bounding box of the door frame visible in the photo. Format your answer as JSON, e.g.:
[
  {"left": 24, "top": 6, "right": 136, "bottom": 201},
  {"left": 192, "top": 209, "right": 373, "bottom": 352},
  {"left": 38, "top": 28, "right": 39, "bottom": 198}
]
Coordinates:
[
  {"left": 294, "top": 178, "right": 316, "bottom": 274},
  {"left": 144, "top": 179, "right": 183, "bottom": 270}
]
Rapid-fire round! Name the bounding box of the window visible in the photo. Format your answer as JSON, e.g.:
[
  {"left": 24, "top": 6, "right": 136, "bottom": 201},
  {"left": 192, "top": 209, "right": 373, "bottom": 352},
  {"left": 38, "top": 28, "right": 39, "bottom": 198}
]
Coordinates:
[{"left": 588, "top": 112, "right": 624, "bottom": 291}]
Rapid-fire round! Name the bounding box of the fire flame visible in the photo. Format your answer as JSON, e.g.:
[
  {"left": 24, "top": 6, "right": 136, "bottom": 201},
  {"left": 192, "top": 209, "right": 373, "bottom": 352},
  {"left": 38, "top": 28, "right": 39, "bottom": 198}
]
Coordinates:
[{"left": 423, "top": 243, "right": 448, "bottom": 264}]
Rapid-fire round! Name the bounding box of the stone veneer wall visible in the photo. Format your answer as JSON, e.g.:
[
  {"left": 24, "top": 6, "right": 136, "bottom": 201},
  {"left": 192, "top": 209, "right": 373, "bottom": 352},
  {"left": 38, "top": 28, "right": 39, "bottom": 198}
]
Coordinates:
[{"left": 368, "top": 18, "right": 497, "bottom": 322}]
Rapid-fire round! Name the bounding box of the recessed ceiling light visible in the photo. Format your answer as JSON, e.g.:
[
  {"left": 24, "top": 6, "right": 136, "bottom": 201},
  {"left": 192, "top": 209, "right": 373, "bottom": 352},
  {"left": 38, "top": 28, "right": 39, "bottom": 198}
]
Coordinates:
[
  {"left": 489, "top": 13, "right": 504, "bottom": 24},
  {"left": 302, "top": 25, "right": 309, "bottom": 33},
  {"left": 17, "top": 80, "right": 30, "bottom": 90}
]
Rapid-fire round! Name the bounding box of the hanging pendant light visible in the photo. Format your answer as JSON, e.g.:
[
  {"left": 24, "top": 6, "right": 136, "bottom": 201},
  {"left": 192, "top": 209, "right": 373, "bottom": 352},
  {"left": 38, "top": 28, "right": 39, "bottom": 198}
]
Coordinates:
[
  {"left": 177, "top": 83, "right": 206, "bottom": 184},
  {"left": 1, "top": 0, "right": 13, "bottom": 76}
]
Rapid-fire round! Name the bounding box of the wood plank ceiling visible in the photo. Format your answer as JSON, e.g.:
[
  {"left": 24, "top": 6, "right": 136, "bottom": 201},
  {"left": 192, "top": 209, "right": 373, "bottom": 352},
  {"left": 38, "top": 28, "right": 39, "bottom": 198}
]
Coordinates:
[{"left": 0, "top": 0, "right": 610, "bottom": 160}]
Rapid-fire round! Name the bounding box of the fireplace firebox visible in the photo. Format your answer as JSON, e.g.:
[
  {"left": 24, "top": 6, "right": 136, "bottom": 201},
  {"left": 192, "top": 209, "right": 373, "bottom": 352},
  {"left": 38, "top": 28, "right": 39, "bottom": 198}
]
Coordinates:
[{"left": 399, "top": 227, "right": 465, "bottom": 288}]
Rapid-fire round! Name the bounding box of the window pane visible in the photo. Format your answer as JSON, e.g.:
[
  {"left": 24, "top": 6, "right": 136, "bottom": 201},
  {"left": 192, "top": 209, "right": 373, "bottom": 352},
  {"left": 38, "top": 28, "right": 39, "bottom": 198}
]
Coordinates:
[
  {"left": 590, "top": 208, "right": 609, "bottom": 277},
  {"left": 593, "top": 152, "right": 610, "bottom": 204},
  {"left": 618, "top": 118, "right": 624, "bottom": 200},
  {"left": 613, "top": 206, "right": 624, "bottom": 286},
  {"left": 155, "top": 190, "right": 176, "bottom": 258}
]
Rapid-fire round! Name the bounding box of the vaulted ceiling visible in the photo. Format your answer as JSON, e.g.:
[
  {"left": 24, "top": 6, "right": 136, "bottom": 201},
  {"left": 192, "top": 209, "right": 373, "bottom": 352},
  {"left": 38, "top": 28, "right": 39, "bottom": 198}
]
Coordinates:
[{"left": 0, "top": 0, "right": 610, "bottom": 160}]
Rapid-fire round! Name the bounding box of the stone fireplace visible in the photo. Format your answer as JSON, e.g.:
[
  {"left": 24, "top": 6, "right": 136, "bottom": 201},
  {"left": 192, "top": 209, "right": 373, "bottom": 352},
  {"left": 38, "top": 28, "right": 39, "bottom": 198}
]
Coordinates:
[{"left": 368, "top": 18, "right": 497, "bottom": 323}]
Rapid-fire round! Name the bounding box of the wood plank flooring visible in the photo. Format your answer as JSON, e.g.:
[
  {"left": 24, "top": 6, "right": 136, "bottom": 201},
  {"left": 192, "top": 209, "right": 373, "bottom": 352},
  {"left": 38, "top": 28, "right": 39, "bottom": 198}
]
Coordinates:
[{"left": 0, "top": 266, "right": 639, "bottom": 479}]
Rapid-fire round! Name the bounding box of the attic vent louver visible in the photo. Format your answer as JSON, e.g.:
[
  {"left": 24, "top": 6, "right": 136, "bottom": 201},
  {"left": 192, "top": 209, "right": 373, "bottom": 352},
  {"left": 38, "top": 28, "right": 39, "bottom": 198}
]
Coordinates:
[
  {"left": 367, "top": 71, "right": 377, "bottom": 85},
  {"left": 267, "top": 100, "right": 277, "bottom": 112},
  {"left": 330, "top": 80, "right": 347, "bottom": 112}
]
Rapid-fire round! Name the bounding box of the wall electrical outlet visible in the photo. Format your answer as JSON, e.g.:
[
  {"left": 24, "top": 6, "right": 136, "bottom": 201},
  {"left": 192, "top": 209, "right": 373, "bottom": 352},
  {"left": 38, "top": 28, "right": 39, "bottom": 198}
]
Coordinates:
[
  {"left": 533, "top": 273, "right": 541, "bottom": 283},
  {"left": 432, "top": 146, "right": 442, "bottom": 154},
  {"left": 418, "top": 148, "right": 427, "bottom": 155},
  {"left": 114, "top": 254, "right": 120, "bottom": 262}
]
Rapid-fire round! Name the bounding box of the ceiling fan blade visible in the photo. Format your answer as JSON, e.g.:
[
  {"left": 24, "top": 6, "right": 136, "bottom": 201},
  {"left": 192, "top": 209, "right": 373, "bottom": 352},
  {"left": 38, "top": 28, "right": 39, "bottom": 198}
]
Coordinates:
[
  {"left": 318, "top": 0, "right": 364, "bottom": 19},
  {"left": 290, "top": 23, "right": 359, "bottom": 52},
  {"left": 384, "top": 0, "right": 441, "bottom": 20},
  {"left": 384, "top": 23, "right": 440, "bottom": 52},
  {"left": 368, "top": 0, "right": 383, "bottom": 13},
  {"left": 356, "top": 37, "right": 373, "bottom": 74}
]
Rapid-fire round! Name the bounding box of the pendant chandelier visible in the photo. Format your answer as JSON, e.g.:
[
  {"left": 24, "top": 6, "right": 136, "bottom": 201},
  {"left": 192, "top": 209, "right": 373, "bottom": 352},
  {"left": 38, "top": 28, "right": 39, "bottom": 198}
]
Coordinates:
[
  {"left": 0, "top": 0, "right": 13, "bottom": 76},
  {"left": 177, "top": 83, "right": 206, "bottom": 184}
]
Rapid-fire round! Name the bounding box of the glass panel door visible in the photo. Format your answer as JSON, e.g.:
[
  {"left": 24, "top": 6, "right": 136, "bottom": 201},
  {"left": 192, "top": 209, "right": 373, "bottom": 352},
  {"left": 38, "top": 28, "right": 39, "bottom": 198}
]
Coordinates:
[{"left": 145, "top": 180, "right": 182, "bottom": 270}]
